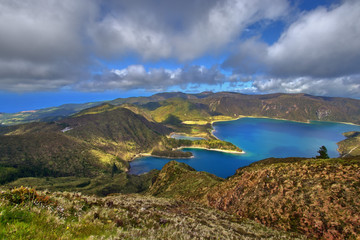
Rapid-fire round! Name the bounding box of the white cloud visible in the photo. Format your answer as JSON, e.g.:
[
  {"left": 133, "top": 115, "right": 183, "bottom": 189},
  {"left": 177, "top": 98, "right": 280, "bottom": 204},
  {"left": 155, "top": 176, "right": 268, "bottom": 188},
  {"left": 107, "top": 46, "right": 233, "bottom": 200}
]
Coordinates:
[
  {"left": 225, "top": 0, "right": 360, "bottom": 78},
  {"left": 223, "top": 0, "right": 360, "bottom": 98},
  {"left": 267, "top": 0, "right": 360, "bottom": 77},
  {"left": 0, "top": 0, "right": 97, "bottom": 92},
  {"left": 0, "top": 0, "right": 289, "bottom": 92},
  {"left": 75, "top": 65, "right": 226, "bottom": 92},
  {"left": 252, "top": 75, "right": 360, "bottom": 98},
  {"left": 91, "top": 0, "right": 289, "bottom": 61}
]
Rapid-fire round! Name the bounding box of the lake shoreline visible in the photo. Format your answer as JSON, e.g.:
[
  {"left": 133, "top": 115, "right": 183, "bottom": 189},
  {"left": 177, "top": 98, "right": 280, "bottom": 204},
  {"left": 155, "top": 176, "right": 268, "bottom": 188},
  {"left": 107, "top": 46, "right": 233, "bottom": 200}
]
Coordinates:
[{"left": 175, "top": 146, "right": 245, "bottom": 154}]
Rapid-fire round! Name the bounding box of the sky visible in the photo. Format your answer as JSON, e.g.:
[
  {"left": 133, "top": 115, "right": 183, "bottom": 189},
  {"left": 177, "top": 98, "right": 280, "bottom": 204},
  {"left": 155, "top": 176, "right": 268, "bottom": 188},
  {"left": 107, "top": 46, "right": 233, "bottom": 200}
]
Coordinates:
[{"left": 0, "top": 0, "right": 359, "bottom": 112}]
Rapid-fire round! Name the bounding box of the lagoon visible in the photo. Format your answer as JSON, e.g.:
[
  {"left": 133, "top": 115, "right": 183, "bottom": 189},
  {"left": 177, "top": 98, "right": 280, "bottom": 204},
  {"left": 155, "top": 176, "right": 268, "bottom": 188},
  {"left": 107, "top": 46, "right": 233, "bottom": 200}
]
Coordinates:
[{"left": 129, "top": 118, "right": 360, "bottom": 178}]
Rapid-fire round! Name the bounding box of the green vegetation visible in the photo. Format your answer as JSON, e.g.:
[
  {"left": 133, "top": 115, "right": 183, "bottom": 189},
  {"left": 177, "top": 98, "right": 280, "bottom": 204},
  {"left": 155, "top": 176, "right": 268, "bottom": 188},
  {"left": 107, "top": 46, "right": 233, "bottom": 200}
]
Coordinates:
[
  {"left": 150, "top": 98, "right": 211, "bottom": 123},
  {"left": 0, "top": 187, "right": 302, "bottom": 239},
  {"left": 0, "top": 107, "right": 172, "bottom": 183},
  {"left": 4, "top": 171, "right": 158, "bottom": 197},
  {"left": 1, "top": 91, "right": 360, "bottom": 239},
  {"left": 73, "top": 103, "right": 120, "bottom": 117},
  {"left": 162, "top": 114, "right": 182, "bottom": 125},
  {"left": 151, "top": 149, "right": 193, "bottom": 158},
  {"left": 2, "top": 92, "right": 360, "bottom": 126},
  {"left": 0, "top": 102, "right": 102, "bottom": 125},
  {"left": 166, "top": 138, "right": 242, "bottom": 153},
  {"left": 148, "top": 161, "right": 223, "bottom": 202},
  {"left": 337, "top": 131, "right": 360, "bottom": 157},
  {"left": 316, "top": 145, "right": 329, "bottom": 159}
]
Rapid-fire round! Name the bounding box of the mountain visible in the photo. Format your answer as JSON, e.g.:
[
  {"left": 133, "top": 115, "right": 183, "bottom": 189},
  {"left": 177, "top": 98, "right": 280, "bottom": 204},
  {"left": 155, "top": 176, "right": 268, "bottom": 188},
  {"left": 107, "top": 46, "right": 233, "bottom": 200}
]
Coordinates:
[
  {"left": 196, "top": 93, "right": 360, "bottom": 124},
  {"left": 0, "top": 102, "right": 103, "bottom": 125},
  {"left": 0, "top": 102, "right": 242, "bottom": 184},
  {"left": 0, "top": 106, "right": 171, "bottom": 183},
  {"left": 149, "top": 157, "right": 360, "bottom": 239},
  {"left": 2, "top": 92, "right": 360, "bottom": 125}
]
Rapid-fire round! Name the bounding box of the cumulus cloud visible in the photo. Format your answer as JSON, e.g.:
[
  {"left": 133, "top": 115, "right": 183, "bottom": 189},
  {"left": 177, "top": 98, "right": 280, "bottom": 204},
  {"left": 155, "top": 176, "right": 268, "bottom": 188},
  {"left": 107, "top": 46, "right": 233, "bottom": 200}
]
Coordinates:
[
  {"left": 1, "top": 0, "right": 358, "bottom": 98},
  {"left": 226, "top": 0, "right": 360, "bottom": 78},
  {"left": 223, "top": 0, "right": 360, "bottom": 97},
  {"left": 267, "top": 0, "right": 360, "bottom": 78},
  {"left": 0, "top": 0, "right": 96, "bottom": 91},
  {"left": 90, "top": 0, "right": 289, "bottom": 61},
  {"left": 252, "top": 76, "right": 360, "bottom": 98},
  {"left": 0, "top": 0, "right": 290, "bottom": 92},
  {"left": 75, "top": 65, "right": 226, "bottom": 92}
]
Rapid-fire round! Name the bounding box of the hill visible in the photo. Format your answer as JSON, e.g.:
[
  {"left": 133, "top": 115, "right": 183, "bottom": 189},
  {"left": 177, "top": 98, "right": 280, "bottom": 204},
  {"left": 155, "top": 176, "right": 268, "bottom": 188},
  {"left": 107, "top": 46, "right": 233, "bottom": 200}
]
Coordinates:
[
  {"left": 337, "top": 131, "right": 360, "bottom": 157},
  {"left": 0, "top": 102, "right": 103, "bottom": 125},
  {"left": 149, "top": 157, "right": 360, "bottom": 239},
  {"left": 2, "top": 92, "right": 360, "bottom": 126},
  {"left": 0, "top": 187, "right": 303, "bottom": 239},
  {"left": 0, "top": 106, "right": 171, "bottom": 183},
  {"left": 0, "top": 103, "right": 244, "bottom": 185}
]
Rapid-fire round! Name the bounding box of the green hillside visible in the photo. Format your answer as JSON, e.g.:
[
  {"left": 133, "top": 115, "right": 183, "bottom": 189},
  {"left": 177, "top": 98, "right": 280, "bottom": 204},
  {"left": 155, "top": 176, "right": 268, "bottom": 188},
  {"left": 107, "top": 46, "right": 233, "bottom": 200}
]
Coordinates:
[
  {"left": 337, "top": 131, "right": 360, "bottom": 157},
  {"left": 0, "top": 106, "right": 172, "bottom": 184},
  {"left": 149, "top": 98, "right": 212, "bottom": 122}
]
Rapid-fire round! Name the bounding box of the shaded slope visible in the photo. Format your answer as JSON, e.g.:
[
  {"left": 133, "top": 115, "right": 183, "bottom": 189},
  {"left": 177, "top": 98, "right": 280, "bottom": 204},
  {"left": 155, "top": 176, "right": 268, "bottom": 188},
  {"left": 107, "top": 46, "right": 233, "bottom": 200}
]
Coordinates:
[{"left": 0, "top": 132, "right": 103, "bottom": 179}]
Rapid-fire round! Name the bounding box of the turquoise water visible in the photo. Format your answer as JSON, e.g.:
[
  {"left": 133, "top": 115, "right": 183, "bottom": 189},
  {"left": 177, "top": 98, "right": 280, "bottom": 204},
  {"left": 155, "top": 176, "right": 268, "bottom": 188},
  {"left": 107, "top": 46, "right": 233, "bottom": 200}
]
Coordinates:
[{"left": 129, "top": 118, "right": 360, "bottom": 178}]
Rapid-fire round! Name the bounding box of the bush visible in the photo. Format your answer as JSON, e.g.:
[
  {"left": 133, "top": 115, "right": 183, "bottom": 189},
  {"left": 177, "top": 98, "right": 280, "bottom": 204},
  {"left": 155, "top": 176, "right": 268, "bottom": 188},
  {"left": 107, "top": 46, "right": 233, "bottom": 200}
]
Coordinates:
[{"left": 1, "top": 186, "right": 53, "bottom": 206}]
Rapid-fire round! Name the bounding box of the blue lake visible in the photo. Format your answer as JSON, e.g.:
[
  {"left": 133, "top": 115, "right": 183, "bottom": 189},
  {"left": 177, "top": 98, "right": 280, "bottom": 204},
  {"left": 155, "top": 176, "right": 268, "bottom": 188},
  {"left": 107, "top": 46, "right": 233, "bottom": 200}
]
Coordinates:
[{"left": 129, "top": 118, "right": 360, "bottom": 178}]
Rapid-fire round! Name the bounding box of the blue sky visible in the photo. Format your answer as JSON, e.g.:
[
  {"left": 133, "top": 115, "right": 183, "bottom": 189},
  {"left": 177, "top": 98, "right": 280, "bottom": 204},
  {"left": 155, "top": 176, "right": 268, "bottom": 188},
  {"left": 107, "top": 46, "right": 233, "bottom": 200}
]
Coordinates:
[{"left": 0, "top": 0, "right": 359, "bottom": 113}]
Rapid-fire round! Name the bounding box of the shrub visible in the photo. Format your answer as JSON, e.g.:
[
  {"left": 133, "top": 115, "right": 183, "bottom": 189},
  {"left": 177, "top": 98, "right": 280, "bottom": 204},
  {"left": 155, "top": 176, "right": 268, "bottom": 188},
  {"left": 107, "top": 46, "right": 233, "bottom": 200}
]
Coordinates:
[{"left": 1, "top": 186, "right": 53, "bottom": 206}]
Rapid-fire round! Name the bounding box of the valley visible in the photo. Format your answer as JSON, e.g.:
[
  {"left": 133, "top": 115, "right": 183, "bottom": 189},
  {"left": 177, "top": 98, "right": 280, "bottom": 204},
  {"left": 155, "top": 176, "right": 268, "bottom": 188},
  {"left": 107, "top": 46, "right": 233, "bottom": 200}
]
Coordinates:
[{"left": 1, "top": 92, "right": 360, "bottom": 239}]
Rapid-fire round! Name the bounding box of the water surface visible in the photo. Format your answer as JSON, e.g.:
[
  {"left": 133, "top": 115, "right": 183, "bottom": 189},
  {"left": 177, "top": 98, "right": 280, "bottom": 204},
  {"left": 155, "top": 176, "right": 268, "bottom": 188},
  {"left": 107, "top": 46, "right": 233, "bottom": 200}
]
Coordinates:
[
  {"left": 171, "top": 134, "right": 204, "bottom": 140},
  {"left": 130, "top": 118, "right": 360, "bottom": 178}
]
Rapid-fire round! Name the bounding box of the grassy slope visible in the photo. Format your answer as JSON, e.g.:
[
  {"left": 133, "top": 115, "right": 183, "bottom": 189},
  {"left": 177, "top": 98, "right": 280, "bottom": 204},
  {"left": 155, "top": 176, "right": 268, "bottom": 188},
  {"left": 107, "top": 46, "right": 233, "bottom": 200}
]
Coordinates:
[
  {"left": 337, "top": 131, "right": 360, "bottom": 157},
  {"left": 63, "top": 107, "right": 170, "bottom": 160},
  {"left": 149, "top": 157, "right": 360, "bottom": 239},
  {"left": 150, "top": 98, "right": 211, "bottom": 122},
  {"left": 3, "top": 170, "right": 159, "bottom": 197},
  {"left": 0, "top": 132, "right": 106, "bottom": 178},
  {"left": 0, "top": 187, "right": 303, "bottom": 239},
  {"left": 148, "top": 161, "right": 223, "bottom": 202},
  {"left": 0, "top": 107, "right": 172, "bottom": 184}
]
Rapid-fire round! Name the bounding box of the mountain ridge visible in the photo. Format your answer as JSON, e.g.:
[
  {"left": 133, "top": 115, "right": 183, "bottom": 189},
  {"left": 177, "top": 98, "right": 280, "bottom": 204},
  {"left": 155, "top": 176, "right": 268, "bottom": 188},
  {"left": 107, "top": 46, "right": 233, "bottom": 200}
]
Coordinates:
[{"left": 1, "top": 92, "right": 360, "bottom": 125}]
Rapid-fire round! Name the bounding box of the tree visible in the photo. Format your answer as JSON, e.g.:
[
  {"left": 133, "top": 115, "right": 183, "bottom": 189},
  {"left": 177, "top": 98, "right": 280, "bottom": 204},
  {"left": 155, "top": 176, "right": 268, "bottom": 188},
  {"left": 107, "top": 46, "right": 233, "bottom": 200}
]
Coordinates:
[
  {"left": 316, "top": 146, "right": 329, "bottom": 159},
  {"left": 111, "top": 163, "right": 118, "bottom": 177}
]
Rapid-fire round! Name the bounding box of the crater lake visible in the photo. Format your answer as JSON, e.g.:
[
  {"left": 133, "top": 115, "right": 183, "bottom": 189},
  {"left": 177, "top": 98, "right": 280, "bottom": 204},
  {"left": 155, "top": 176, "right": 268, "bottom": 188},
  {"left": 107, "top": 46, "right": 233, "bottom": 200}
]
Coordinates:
[{"left": 129, "top": 118, "right": 360, "bottom": 178}]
